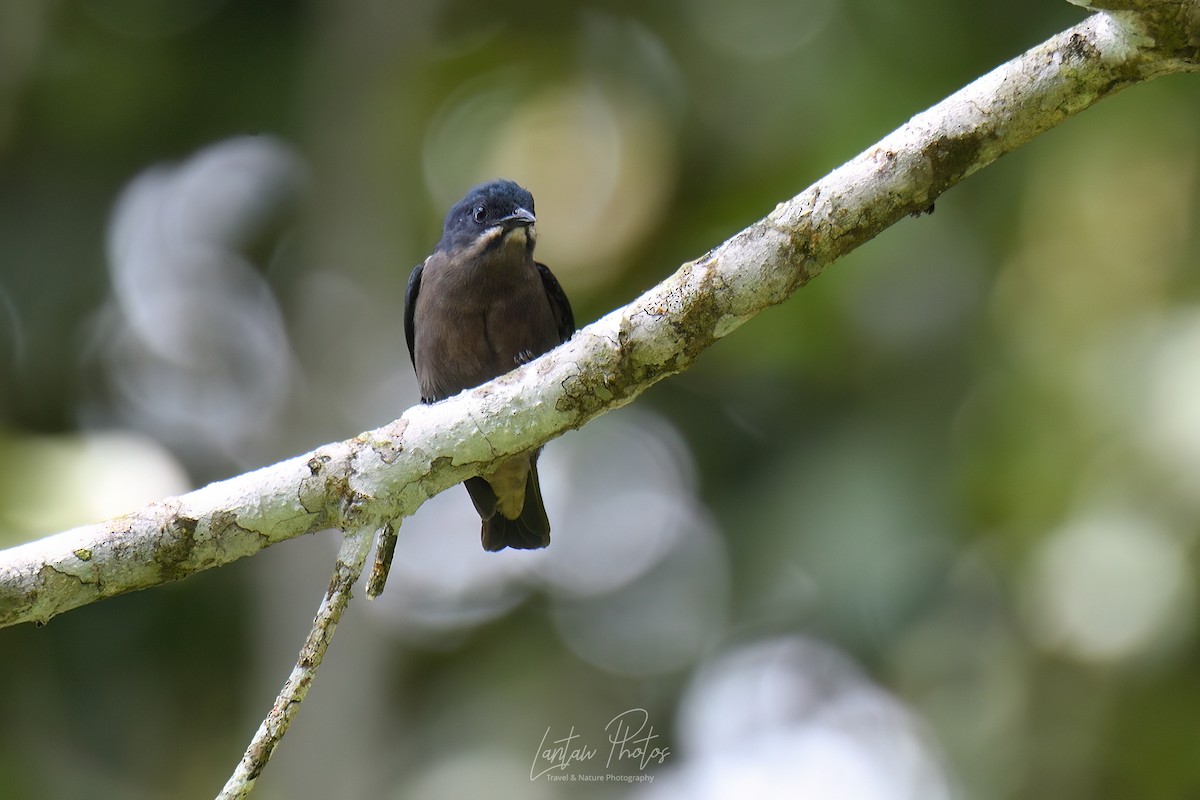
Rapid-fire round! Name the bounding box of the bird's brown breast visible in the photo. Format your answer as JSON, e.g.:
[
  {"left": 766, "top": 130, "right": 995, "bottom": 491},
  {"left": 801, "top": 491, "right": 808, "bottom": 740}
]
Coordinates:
[{"left": 412, "top": 246, "right": 560, "bottom": 401}]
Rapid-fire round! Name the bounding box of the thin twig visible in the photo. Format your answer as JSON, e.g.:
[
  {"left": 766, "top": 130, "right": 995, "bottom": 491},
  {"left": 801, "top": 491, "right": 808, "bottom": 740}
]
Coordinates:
[{"left": 216, "top": 527, "right": 374, "bottom": 800}]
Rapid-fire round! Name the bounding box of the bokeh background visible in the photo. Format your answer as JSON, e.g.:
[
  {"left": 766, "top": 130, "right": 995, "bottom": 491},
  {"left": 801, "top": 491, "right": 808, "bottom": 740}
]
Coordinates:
[{"left": 3, "top": 1, "right": 1200, "bottom": 798}]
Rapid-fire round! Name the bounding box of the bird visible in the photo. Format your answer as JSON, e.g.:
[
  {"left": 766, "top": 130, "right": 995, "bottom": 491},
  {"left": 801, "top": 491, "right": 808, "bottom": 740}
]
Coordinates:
[{"left": 404, "top": 179, "right": 575, "bottom": 551}]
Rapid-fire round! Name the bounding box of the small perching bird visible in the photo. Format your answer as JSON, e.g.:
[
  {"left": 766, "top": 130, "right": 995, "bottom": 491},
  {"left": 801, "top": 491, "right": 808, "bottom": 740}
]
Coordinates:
[{"left": 404, "top": 179, "right": 575, "bottom": 551}]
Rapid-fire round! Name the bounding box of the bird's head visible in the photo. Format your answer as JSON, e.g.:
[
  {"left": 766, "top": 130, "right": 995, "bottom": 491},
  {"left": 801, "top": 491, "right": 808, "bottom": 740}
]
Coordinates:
[{"left": 437, "top": 179, "right": 537, "bottom": 256}]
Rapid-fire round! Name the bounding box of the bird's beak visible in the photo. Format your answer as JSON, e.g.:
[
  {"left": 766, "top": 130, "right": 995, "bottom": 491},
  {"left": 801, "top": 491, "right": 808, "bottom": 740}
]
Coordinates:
[{"left": 499, "top": 207, "right": 536, "bottom": 228}]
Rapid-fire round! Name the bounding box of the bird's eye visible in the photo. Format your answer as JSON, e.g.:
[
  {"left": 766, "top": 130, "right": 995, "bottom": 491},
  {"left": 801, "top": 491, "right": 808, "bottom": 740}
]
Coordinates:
[{"left": 472, "top": 205, "right": 487, "bottom": 223}]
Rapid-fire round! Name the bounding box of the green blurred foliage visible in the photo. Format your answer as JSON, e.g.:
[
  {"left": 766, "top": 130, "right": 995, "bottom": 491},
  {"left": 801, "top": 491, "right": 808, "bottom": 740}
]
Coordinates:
[{"left": 3, "top": 1, "right": 1200, "bottom": 799}]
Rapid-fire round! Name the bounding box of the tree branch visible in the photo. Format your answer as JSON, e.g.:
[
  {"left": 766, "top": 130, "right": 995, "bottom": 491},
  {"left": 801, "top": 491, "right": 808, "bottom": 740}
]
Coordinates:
[{"left": 2, "top": 5, "right": 1199, "bottom": 630}]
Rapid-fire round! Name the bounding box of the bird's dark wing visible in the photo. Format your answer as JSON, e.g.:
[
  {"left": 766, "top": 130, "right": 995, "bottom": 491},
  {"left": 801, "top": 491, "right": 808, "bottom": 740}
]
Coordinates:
[
  {"left": 403, "top": 261, "right": 423, "bottom": 368},
  {"left": 536, "top": 261, "right": 575, "bottom": 343}
]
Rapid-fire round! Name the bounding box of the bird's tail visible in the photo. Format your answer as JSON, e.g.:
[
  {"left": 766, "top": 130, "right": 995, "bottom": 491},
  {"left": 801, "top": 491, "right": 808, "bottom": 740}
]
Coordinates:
[{"left": 465, "top": 465, "right": 551, "bottom": 551}]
